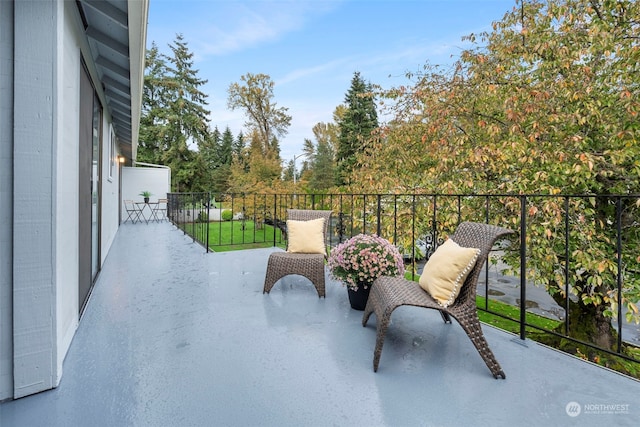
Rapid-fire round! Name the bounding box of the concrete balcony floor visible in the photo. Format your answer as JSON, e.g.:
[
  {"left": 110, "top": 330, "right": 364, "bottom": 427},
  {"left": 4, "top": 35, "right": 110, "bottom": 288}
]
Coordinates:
[{"left": 1, "top": 222, "right": 638, "bottom": 426}]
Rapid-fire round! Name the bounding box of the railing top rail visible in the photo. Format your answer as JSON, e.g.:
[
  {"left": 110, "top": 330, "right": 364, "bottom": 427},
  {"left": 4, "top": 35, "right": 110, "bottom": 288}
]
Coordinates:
[{"left": 209, "top": 192, "right": 640, "bottom": 199}]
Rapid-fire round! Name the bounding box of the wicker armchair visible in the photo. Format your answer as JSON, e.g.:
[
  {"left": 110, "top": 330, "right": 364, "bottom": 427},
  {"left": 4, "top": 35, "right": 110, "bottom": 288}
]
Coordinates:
[
  {"left": 263, "top": 209, "right": 332, "bottom": 298},
  {"left": 362, "top": 222, "right": 514, "bottom": 378}
]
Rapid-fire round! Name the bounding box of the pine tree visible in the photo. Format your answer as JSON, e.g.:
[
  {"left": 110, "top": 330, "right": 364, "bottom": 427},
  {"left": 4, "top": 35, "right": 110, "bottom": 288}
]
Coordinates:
[
  {"left": 137, "top": 42, "right": 172, "bottom": 164},
  {"left": 220, "top": 127, "right": 234, "bottom": 166},
  {"left": 336, "top": 71, "right": 378, "bottom": 186},
  {"left": 138, "top": 34, "right": 211, "bottom": 192},
  {"left": 303, "top": 122, "right": 337, "bottom": 191},
  {"left": 165, "top": 33, "right": 210, "bottom": 148},
  {"left": 233, "top": 131, "right": 245, "bottom": 160},
  {"left": 208, "top": 126, "right": 235, "bottom": 195}
]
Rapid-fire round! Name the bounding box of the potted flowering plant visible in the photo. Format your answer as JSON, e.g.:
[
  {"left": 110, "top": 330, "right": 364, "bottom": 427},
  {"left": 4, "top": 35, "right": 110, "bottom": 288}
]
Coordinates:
[{"left": 328, "top": 234, "right": 405, "bottom": 310}]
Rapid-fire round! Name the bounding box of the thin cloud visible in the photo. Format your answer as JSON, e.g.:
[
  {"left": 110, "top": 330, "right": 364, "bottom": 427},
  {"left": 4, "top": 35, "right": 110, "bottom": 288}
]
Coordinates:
[
  {"left": 277, "top": 57, "right": 352, "bottom": 86},
  {"left": 193, "top": 1, "right": 340, "bottom": 57}
]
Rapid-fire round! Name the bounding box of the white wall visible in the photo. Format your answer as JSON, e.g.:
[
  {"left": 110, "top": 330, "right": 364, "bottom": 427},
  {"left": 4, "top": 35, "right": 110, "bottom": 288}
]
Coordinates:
[
  {"left": 0, "top": 0, "right": 14, "bottom": 401},
  {"left": 100, "top": 126, "right": 122, "bottom": 259},
  {"left": 12, "top": 0, "right": 58, "bottom": 398},
  {"left": 54, "top": 1, "right": 81, "bottom": 384},
  {"left": 1, "top": 0, "right": 146, "bottom": 401},
  {"left": 53, "top": 1, "right": 126, "bottom": 383},
  {"left": 122, "top": 166, "right": 171, "bottom": 205}
]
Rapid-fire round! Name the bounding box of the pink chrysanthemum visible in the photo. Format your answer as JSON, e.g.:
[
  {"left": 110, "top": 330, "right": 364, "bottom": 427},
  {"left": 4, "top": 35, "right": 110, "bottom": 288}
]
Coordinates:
[{"left": 328, "top": 234, "right": 405, "bottom": 291}]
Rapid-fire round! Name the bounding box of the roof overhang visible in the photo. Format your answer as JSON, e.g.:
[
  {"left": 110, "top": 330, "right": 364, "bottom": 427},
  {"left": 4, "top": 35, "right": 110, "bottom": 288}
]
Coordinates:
[{"left": 76, "top": 0, "right": 148, "bottom": 163}]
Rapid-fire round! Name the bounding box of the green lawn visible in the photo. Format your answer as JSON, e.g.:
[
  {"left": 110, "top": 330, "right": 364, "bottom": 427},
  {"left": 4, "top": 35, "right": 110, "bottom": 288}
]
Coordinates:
[
  {"left": 475, "top": 295, "right": 561, "bottom": 333},
  {"left": 207, "top": 220, "right": 285, "bottom": 252},
  {"left": 403, "top": 271, "right": 560, "bottom": 332}
]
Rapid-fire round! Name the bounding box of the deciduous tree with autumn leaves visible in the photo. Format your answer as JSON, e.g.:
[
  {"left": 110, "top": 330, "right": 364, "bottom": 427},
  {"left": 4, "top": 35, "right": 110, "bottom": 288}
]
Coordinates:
[{"left": 352, "top": 0, "right": 640, "bottom": 358}]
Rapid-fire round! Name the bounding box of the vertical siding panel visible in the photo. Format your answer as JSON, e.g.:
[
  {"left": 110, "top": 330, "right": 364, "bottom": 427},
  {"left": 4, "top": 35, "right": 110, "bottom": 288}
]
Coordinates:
[
  {"left": 0, "top": 0, "right": 15, "bottom": 401},
  {"left": 12, "top": 0, "right": 57, "bottom": 397}
]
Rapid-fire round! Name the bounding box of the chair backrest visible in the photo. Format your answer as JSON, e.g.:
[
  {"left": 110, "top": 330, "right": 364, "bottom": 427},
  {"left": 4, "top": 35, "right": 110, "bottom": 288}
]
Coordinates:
[
  {"left": 124, "top": 200, "right": 136, "bottom": 210},
  {"left": 286, "top": 209, "right": 333, "bottom": 251},
  {"left": 450, "top": 222, "right": 514, "bottom": 306}
]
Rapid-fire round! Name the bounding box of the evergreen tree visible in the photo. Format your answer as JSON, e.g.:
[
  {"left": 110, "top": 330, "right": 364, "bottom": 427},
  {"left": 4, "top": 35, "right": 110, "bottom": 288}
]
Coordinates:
[
  {"left": 303, "top": 122, "right": 337, "bottom": 191},
  {"left": 220, "top": 126, "right": 234, "bottom": 166},
  {"left": 208, "top": 126, "right": 235, "bottom": 195},
  {"left": 336, "top": 71, "right": 378, "bottom": 186},
  {"left": 202, "top": 126, "right": 221, "bottom": 166},
  {"left": 165, "top": 33, "right": 210, "bottom": 147},
  {"left": 282, "top": 159, "right": 295, "bottom": 182},
  {"left": 310, "top": 139, "right": 336, "bottom": 191},
  {"left": 139, "top": 34, "right": 211, "bottom": 192},
  {"left": 137, "top": 42, "right": 171, "bottom": 164},
  {"left": 233, "top": 131, "right": 245, "bottom": 160}
]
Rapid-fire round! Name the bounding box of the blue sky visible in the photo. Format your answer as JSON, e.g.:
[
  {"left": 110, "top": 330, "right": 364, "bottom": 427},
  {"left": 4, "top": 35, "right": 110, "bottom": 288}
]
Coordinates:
[{"left": 147, "top": 0, "right": 516, "bottom": 162}]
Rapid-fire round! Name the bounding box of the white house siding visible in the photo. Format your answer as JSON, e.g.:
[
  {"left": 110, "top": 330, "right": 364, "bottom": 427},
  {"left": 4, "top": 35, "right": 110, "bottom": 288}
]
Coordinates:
[
  {"left": 0, "top": 0, "right": 15, "bottom": 402},
  {"left": 101, "top": 129, "right": 122, "bottom": 262},
  {"left": 55, "top": 1, "right": 126, "bottom": 389},
  {"left": 55, "top": 2, "right": 82, "bottom": 386},
  {"left": 0, "top": 0, "right": 147, "bottom": 400},
  {"left": 12, "top": 0, "right": 59, "bottom": 399}
]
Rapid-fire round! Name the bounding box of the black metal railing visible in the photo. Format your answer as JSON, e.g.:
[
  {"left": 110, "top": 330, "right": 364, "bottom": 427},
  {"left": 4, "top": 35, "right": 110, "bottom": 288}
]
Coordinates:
[
  {"left": 167, "top": 192, "right": 210, "bottom": 249},
  {"left": 166, "top": 191, "right": 640, "bottom": 371}
]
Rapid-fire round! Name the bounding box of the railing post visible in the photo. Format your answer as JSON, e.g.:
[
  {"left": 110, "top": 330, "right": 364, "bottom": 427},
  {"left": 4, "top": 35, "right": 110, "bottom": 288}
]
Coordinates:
[
  {"left": 273, "top": 194, "right": 277, "bottom": 247},
  {"left": 363, "top": 194, "right": 367, "bottom": 234},
  {"left": 519, "top": 195, "right": 527, "bottom": 341},
  {"left": 615, "top": 196, "right": 623, "bottom": 352},
  {"left": 411, "top": 194, "right": 416, "bottom": 267},
  {"left": 376, "top": 195, "right": 382, "bottom": 236},
  {"left": 253, "top": 194, "right": 257, "bottom": 244},
  {"left": 232, "top": 197, "right": 236, "bottom": 245},
  {"left": 206, "top": 192, "right": 210, "bottom": 253},
  {"left": 564, "top": 196, "right": 570, "bottom": 336},
  {"left": 483, "top": 195, "right": 490, "bottom": 311},
  {"left": 190, "top": 193, "right": 195, "bottom": 243},
  {"left": 431, "top": 195, "right": 437, "bottom": 250}
]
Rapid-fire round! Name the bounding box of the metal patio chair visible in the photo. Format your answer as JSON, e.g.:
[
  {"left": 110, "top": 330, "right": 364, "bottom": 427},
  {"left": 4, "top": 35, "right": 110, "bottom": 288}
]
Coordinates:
[
  {"left": 151, "top": 198, "right": 168, "bottom": 221},
  {"left": 362, "top": 221, "right": 514, "bottom": 378},
  {"left": 263, "top": 209, "right": 332, "bottom": 298},
  {"left": 123, "top": 199, "right": 143, "bottom": 224}
]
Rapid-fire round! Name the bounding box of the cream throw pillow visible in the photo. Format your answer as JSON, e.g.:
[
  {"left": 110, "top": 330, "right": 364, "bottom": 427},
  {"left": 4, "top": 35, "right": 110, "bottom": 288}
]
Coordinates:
[
  {"left": 286, "top": 218, "right": 326, "bottom": 254},
  {"left": 419, "top": 238, "right": 480, "bottom": 307}
]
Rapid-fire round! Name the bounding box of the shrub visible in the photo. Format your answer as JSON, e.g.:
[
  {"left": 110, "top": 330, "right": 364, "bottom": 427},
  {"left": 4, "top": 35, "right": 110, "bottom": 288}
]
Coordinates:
[{"left": 221, "top": 209, "right": 233, "bottom": 221}]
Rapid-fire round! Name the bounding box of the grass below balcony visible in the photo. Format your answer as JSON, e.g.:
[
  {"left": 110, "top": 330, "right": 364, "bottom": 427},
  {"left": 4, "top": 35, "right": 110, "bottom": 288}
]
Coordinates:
[{"left": 207, "top": 220, "right": 285, "bottom": 252}]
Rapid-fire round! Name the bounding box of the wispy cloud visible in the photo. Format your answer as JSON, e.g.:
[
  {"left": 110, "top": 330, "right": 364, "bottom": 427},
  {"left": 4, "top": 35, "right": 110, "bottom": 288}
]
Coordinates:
[
  {"left": 193, "top": 1, "right": 341, "bottom": 57},
  {"left": 277, "top": 57, "right": 352, "bottom": 86}
]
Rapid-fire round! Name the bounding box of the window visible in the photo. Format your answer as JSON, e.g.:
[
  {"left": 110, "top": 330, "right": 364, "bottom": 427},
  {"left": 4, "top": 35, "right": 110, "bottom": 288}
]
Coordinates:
[{"left": 108, "top": 126, "right": 115, "bottom": 181}]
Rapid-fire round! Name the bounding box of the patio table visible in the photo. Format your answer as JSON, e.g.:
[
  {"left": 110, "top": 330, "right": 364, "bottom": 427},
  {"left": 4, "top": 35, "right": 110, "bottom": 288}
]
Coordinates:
[{"left": 135, "top": 201, "right": 159, "bottom": 224}]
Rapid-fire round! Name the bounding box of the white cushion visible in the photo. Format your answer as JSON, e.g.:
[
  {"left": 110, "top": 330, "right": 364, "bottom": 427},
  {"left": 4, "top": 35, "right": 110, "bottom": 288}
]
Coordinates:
[
  {"left": 419, "top": 239, "right": 480, "bottom": 307},
  {"left": 286, "top": 218, "right": 326, "bottom": 254}
]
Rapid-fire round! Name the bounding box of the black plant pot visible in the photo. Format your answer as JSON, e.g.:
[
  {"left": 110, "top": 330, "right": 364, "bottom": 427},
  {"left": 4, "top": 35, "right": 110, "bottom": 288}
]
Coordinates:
[{"left": 347, "top": 284, "right": 372, "bottom": 311}]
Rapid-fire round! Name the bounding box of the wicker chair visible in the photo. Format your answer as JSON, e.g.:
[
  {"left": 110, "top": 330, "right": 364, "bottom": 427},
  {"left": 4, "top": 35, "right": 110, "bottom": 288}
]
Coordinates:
[
  {"left": 362, "top": 222, "right": 514, "bottom": 378},
  {"left": 263, "top": 209, "right": 333, "bottom": 298}
]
